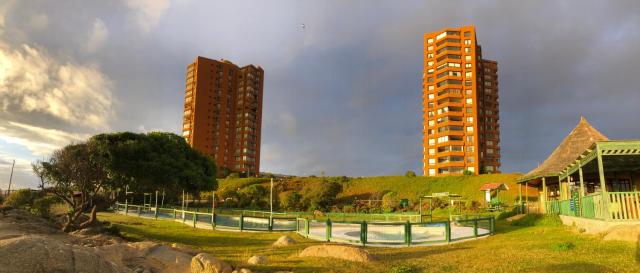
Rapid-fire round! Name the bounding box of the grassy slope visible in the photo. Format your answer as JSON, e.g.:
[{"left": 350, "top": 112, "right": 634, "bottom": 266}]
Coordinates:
[
  {"left": 99, "top": 212, "right": 640, "bottom": 273},
  {"left": 218, "top": 174, "right": 530, "bottom": 206}
]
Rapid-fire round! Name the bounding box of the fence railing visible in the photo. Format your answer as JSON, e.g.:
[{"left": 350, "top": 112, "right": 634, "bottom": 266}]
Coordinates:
[
  {"left": 113, "top": 202, "right": 297, "bottom": 232},
  {"left": 545, "top": 192, "right": 640, "bottom": 221},
  {"left": 295, "top": 217, "right": 495, "bottom": 247},
  {"left": 114, "top": 202, "right": 494, "bottom": 247},
  {"left": 607, "top": 192, "right": 640, "bottom": 221}
]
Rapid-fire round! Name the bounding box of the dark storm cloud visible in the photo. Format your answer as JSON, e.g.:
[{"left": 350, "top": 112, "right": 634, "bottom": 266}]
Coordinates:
[{"left": 2, "top": 0, "right": 640, "bottom": 188}]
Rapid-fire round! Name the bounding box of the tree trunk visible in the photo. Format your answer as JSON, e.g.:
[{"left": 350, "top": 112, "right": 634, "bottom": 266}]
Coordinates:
[{"left": 78, "top": 205, "right": 98, "bottom": 229}]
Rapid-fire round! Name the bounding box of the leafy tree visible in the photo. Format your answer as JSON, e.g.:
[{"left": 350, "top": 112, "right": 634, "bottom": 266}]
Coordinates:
[
  {"left": 34, "top": 132, "right": 217, "bottom": 231},
  {"left": 3, "top": 189, "right": 34, "bottom": 208},
  {"left": 405, "top": 170, "right": 416, "bottom": 178},
  {"left": 238, "top": 184, "right": 267, "bottom": 209}
]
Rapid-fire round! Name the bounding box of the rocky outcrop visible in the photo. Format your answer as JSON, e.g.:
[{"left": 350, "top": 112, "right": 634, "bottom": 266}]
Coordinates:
[
  {"left": 191, "top": 253, "right": 233, "bottom": 273},
  {"left": 299, "top": 244, "right": 374, "bottom": 262},
  {"left": 273, "top": 235, "right": 296, "bottom": 247},
  {"left": 0, "top": 235, "right": 118, "bottom": 273}
]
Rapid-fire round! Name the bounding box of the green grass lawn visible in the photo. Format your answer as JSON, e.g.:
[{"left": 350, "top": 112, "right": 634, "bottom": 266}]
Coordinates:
[{"left": 99, "top": 212, "right": 640, "bottom": 273}]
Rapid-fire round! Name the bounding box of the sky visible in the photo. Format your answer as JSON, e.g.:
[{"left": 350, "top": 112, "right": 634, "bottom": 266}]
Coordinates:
[{"left": 1, "top": 0, "right": 640, "bottom": 189}]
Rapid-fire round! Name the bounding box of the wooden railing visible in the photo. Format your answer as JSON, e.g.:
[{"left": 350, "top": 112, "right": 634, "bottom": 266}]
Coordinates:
[{"left": 607, "top": 192, "right": 640, "bottom": 221}]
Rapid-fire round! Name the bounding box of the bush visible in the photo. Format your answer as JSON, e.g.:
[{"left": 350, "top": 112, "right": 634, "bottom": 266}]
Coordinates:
[
  {"left": 405, "top": 171, "right": 416, "bottom": 178},
  {"left": 301, "top": 181, "right": 343, "bottom": 211},
  {"left": 463, "top": 170, "right": 474, "bottom": 176},
  {"left": 390, "top": 265, "right": 420, "bottom": 273},
  {"left": 553, "top": 241, "right": 575, "bottom": 251},
  {"left": 497, "top": 206, "right": 519, "bottom": 220},
  {"left": 382, "top": 192, "right": 399, "bottom": 212},
  {"left": 279, "top": 191, "right": 301, "bottom": 211},
  {"left": 226, "top": 172, "right": 240, "bottom": 179},
  {"left": 3, "top": 189, "right": 34, "bottom": 208},
  {"left": 31, "top": 195, "right": 61, "bottom": 218},
  {"left": 342, "top": 205, "right": 355, "bottom": 213}
]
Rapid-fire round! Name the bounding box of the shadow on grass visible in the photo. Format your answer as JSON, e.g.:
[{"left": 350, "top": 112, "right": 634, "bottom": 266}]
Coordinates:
[
  {"left": 538, "top": 262, "right": 614, "bottom": 273},
  {"left": 375, "top": 246, "right": 472, "bottom": 260}
]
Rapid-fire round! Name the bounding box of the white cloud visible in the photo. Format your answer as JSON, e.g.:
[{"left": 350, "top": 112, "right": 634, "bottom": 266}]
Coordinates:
[
  {"left": 124, "top": 0, "right": 170, "bottom": 32},
  {"left": 0, "top": 42, "right": 114, "bottom": 129},
  {"left": 86, "top": 18, "right": 108, "bottom": 53},
  {"left": 0, "top": 121, "right": 88, "bottom": 156}
]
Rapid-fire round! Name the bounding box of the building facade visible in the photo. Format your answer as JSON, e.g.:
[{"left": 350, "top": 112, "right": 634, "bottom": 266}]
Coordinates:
[
  {"left": 422, "top": 26, "right": 500, "bottom": 176},
  {"left": 182, "top": 56, "right": 263, "bottom": 177}
]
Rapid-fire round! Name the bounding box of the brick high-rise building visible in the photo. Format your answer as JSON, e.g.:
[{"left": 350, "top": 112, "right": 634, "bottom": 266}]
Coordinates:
[
  {"left": 422, "top": 26, "right": 500, "bottom": 176},
  {"left": 182, "top": 56, "right": 264, "bottom": 177}
]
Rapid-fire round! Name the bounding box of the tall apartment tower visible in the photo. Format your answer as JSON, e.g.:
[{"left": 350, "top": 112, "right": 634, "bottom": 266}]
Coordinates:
[
  {"left": 422, "top": 26, "right": 501, "bottom": 176},
  {"left": 182, "top": 56, "right": 264, "bottom": 177}
]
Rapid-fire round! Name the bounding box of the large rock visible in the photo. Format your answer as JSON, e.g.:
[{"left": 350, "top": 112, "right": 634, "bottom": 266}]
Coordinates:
[
  {"left": 232, "top": 269, "right": 252, "bottom": 273},
  {"left": 247, "top": 255, "right": 268, "bottom": 265},
  {"left": 0, "top": 235, "right": 118, "bottom": 273},
  {"left": 191, "top": 253, "right": 233, "bottom": 273},
  {"left": 299, "top": 244, "right": 374, "bottom": 263},
  {"left": 603, "top": 224, "right": 640, "bottom": 242},
  {"left": 98, "top": 241, "right": 194, "bottom": 273},
  {"left": 273, "top": 235, "right": 296, "bottom": 247}
]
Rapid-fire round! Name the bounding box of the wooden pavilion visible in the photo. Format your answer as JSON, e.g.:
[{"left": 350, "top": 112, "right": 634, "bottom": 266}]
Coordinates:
[{"left": 517, "top": 117, "right": 640, "bottom": 221}]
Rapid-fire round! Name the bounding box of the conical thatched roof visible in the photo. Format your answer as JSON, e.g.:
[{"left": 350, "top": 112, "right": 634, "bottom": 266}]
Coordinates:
[{"left": 520, "top": 116, "right": 608, "bottom": 181}]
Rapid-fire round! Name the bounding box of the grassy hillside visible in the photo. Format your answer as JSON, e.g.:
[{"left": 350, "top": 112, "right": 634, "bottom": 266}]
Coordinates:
[{"left": 218, "top": 173, "right": 533, "bottom": 207}]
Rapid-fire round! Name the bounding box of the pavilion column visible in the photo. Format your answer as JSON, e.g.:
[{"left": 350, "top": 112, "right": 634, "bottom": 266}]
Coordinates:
[
  {"left": 518, "top": 183, "right": 523, "bottom": 214},
  {"left": 525, "top": 182, "right": 529, "bottom": 213},
  {"left": 579, "top": 163, "right": 585, "bottom": 197},
  {"left": 596, "top": 147, "right": 609, "bottom": 220},
  {"left": 542, "top": 177, "right": 547, "bottom": 213}
]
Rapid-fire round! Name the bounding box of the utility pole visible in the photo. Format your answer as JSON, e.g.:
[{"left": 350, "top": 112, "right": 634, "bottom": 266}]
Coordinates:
[
  {"left": 270, "top": 178, "right": 274, "bottom": 217},
  {"left": 7, "top": 159, "right": 15, "bottom": 196}
]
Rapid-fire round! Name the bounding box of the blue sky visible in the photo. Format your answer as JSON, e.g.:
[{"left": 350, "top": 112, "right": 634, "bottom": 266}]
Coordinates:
[{"left": 1, "top": 0, "right": 640, "bottom": 189}]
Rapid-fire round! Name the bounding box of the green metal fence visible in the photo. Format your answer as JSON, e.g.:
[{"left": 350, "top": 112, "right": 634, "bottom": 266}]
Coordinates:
[
  {"left": 295, "top": 217, "right": 495, "bottom": 247},
  {"left": 114, "top": 202, "right": 494, "bottom": 247}
]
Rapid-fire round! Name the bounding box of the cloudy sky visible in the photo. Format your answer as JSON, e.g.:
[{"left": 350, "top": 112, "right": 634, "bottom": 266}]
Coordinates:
[{"left": 1, "top": 0, "right": 640, "bottom": 189}]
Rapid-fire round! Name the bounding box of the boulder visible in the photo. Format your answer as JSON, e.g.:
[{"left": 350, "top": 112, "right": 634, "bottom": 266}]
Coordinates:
[
  {"left": 247, "top": 255, "right": 268, "bottom": 265},
  {"left": 171, "top": 242, "right": 201, "bottom": 255},
  {"left": 273, "top": 235, "right": 296, "bottom": 247},
  {"left": 97, "top": 241, "right": 193, "bottom": 273},
  {"left": 0, "top": 235, "right": 118, "bottom": 273},
  {"left": 603, "top": 224, "right": 640, "bottom": 242},
  {"left": 191, "top": 253, "right": 233, "bottom": 273},
  {"left": 299, "top": 244, "right": 374, "bottom": 263},
  {"left": 232, "top": 269, "right": 252, "bottom": 273}
]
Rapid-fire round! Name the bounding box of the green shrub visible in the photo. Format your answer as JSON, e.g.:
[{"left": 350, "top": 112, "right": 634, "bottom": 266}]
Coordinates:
[
  {"left": 31, "top": 195, "right": 61, "bottom": 218},
  {"left": 279, "top": 191, "right": 301, "bottom": 211},
  {"left": 3, "top": 189, "right": 34, "bottom": 208},
  {"left": 226, "top": 172, "right": 240, "bottom": 179},
  {"left": 382, "top": 192, "right": 399, "bottom": 212},
  {"left": 497, "top": 206, "right": 519, "bottom": 220},
  {"left": 342, "top": 205, "right": 355, "bottom": 213},
  {"left": 553, "top": 241, "right": 575, "bottom": 251},
  {"left": 463, "top": 170, "right": 474, "bottom": 176},
  {"left": 390, "top": 265, "right": 420, "bottom": 273},
  {"left": 405, "top": 171, "right": 416, "bottom": 178}
]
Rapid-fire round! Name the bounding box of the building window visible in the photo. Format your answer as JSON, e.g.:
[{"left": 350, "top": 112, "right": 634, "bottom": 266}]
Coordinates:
[
  {"left": 465, "top": 89, "right": 472, "bottom": 95},
  {"left": 467, "top": 167, "right": 475, "bottom": 172},
  {"left": 464, "top": 31, "right": 471, "bottom": 37},
  {"left": 427, "top": 61, "right": 434, "bottom": 66},
  {"left": 465, "top": 72, "right": 472, "bottom": 78},
  {"left": 428, "top": 158, "right": 436, "bottom": 165},
  {"left": 465, "top": 63, "right": 472, "bottom": 68},
  {"left": 427, "top": 53, "right": 434, "bottom": 58},
  {"left": 464, "top": 47, "right": 471, "bottom": 53},
  {"left": 428, "top": 138, "right": 435, "bottom": 145},
  {"left": 429, "top": 148, "right": 436, "bottom": 155},
  {"left": 427, "top": 38, "right": 434, "bottom": 44},
  {"left": 428, "top": 85, "right": 434, "bottom": 91},
  {"left": 466, "top": 117, "right": 473, "bottom": 123},
  {"left": 466, "top": 108, "right": 473, "bottom": 114},
  {"left": 487, "top": 148, "right": 494, "bottom": 154},
  {"left": 464, "top": 39, "right": 471, "bottom": 45},
  {"left": 465, "top": 55, "right": 472, "bottom": 61},
  {"left": 466, "top": 98, "right": 473, "bottom": 104},
  {"left": 467, "top": 157, "right": 475, "bottom": 163},
  {"left": 467, "top": 145, "right": 474, "bottom": 152},
  {"left": 429, "top": 169, "right": 436, "bottom": 176},
  {"left": 427, "top": 46, "right": 434, "bottom": 51},
  {"left": 466, "top": 126, "right": 474, "bottom": 132}
]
